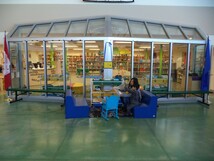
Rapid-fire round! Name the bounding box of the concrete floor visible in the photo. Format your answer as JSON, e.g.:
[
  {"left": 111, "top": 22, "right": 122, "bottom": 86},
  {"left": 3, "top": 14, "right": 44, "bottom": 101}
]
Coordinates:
[{"left": 0, "top": 93, "right": 214, "bottom": 161}]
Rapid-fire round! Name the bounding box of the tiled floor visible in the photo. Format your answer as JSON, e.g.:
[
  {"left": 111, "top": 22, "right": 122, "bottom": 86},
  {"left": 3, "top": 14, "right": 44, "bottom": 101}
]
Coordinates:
[{"left": 0, "top": 93, "right": 214, "bottom": 161}]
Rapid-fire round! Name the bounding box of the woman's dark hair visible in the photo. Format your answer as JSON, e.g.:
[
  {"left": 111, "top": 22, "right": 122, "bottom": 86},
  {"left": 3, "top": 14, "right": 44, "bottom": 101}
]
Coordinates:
[{"left": 128, "top": 77, "right": 140, "bottom": 89}]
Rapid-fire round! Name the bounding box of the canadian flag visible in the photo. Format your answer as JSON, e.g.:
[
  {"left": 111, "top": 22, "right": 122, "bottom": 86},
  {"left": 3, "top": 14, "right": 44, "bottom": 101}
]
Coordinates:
[{"left": 3, "top": 34, "right": 11, "bottom": 90}]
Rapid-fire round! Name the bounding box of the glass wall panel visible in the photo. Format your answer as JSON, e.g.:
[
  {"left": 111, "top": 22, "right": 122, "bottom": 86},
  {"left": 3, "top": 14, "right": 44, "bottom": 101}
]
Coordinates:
[
  {"left": 147, "top": 23, "right": 168, "bottom": 39},
  {"left": 11, "top": 25, "right": 33, "bottom": 38},
  {"left": 28, "top": 41, "right": 45, "bottom": 90},
  {"left": 48, "top": 22, "right": 69, "bottom": 37},
  {"left": 165, "top": 25, "right": 185, "bottom": 39},
  {"left": 85, "top": 41, "right": 104, "bottom": 98},
  {"left": 187, "top": 44, "right": 205, "bottom": 91},
  {"left": 45, "top": 41, "right": 64, "bottom": 93},
  {"left": 152, "top": 43, "right": 170, "bottom": 92},
  {"left": 86, "top": 19, "right": 105, "bottom": 36},
  {"left": 66, "top": 41, "right": 83, "bottom": 96},
  {"left": 9, "top": 42, "right": 26, "bottom": 89},
  {"left": 171, "top": 44, "right": 188, "bottom": 92},
  {"left": 67, "top": 20, "right": 87, "bottom": 37},
  {"left": 182, "top": 27, "right": 203, "bottom": 40},
  {"left": 134, "top": 42, "right": 151, "bottom": 89},
  {"left": 129, "top": 21, "right": 149, "bottom": 38},
  {"left": 29, "top": 23, "right": 51, "bottom": 37},
  {"left": 113, "top": 41, "right": 131, "bottom": 82},
  {"left": 111, "top": 19, "right": 130, "bottom": 37}
]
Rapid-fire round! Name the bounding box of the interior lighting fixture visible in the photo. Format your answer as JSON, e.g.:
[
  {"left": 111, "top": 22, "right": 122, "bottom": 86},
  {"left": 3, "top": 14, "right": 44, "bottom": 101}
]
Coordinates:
[
  {"left": 77, "top": 41, "right": 96, "bottom": 43},
  {"left": 66, "top": 45, "right": 78, "bottom": 48},
  {"left": 139, "top": 46, "right": 152, "bottom": 49},
  {"left": 85, "top": 45, "right": 99, "bottom": 48},
  {"left": 41, "top": 45, "right": 58, "bottom": 48},
  {"left": 73, "top": 48, "right": 83, "bottom": 50},
  {"left": 89, "top": 48, "right": 100, "bottom": 51},
  {"left": 114, "top": 41, "right": 132, "bottom": 44},
  {"left": 134, "top": 49, "right": 144, "bottom": 51}
]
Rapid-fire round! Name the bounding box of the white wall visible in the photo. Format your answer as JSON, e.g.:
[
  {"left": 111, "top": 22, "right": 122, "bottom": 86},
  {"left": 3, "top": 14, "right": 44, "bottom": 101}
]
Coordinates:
[
  {"left": 0, "top": 0, "right": 214, "bottom": 6},
  {"left": 0, "top": 4, "right": 214, "bottom": 35}
]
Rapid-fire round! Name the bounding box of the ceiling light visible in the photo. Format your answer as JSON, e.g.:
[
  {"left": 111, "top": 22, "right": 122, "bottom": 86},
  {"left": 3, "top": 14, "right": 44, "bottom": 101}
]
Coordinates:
[
  {"left": 73, "top": 48, "right": 83, "bottom": 51},
  {"left": 66, "top": 45, "right": 78, "bottom": 48},
  {"left": 115, "top": 41, "right": 132, "bottom": 44},
  {"left": 77, "top": 41, "right": 96, "bottom": 43},
  {"left": 41, "top": 45, "right": 58, "bottom": 48},
  {"left": 135, "top": 49, "right": 144, "bottom": 51},
  {"left": 139, "top": 46, "right": 151, "bottom": 49},
  {"left": 86, "top": 45, "right": 99, "bottom": 48},
  {"left": 89, "top": 48, "right": 100, "bottom": 51}
]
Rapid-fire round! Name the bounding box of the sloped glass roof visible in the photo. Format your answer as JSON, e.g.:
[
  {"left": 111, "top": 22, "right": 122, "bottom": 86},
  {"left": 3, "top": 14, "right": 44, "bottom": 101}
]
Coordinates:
[{"left": 9, "top": 16, "right": 205, "bottom": 40}]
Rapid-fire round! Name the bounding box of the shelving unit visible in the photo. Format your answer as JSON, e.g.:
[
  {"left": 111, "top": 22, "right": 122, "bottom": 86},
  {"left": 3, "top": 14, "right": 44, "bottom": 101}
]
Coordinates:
[
  {"left": 134, "top": 61, "right": 176, "bottom": 80},
  {"left": 143, "top": 75, "right": 168, "bottom": 91},
  {"left": 90, "top": 79, "right": 123, "bottom": 106},
  {"left": 113, "top": 54, "right": 130, "bottom": 70},
  {"left": 68, "top": 54, "right": 104, "bottom": 76},
  {"left": 68, "top": 55, "right": 82, "bottom": 72},
  {"left": 39, "top": 54, "right": 51, "bottom": 66}
]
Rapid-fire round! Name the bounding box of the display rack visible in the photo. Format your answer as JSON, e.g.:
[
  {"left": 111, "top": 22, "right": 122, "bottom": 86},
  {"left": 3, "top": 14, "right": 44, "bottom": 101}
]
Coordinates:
[
  {"left": 143, "top": 75, "right": 168, "bottom": 91},
  {"left": 134, "top": 62, "right": 176, "bottom": 76},
  {"left": 90, "top": 79, "right": 123, "bottom": 106},
  {"left": 113, "top": 54, "right": 130, "bottom": 70},
  {"left": 68, "top": 55, "right": 82, "bottom": 72},
  {"left": 68, "top": 54, "right": 104, "bottom": 76}
]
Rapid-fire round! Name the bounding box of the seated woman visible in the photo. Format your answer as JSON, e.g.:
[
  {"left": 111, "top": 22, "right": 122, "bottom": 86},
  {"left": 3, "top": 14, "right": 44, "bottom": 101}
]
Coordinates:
[{"left": 120, "top": 77, "right": 142, "bottom": 116}]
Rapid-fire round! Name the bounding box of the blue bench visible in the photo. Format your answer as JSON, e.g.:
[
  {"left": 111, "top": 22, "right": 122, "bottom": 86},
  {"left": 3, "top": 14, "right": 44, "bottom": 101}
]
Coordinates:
[
  {"left": 133, "top": 90, "right": 158, "bottom": 118},
  {"left": 65, "top": 90, "right": 90, "bottom": 118}
]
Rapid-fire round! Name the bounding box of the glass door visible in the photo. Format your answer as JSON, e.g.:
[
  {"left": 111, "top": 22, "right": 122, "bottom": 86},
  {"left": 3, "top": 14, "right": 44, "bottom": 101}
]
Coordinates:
[
  {"left": 172, "top": 44, "right": 188, "bottom": 92},
  {"left": 66, "top": 41, "right": 83, "bottom": 96},
  {"left": 28, "top": 41, "right": 44, "bottom": 90},
  {"left": 9, "top": 42, "right": 26, "bottom": 89},
  {"left": 152, "top": 43, "right": 170, "bottom": 92},
  {"left": 113, "top": 41, "right": 132, "bottom": 83},
  {"left": 134, "top": 42, "right": 151, "bottom": 90}
]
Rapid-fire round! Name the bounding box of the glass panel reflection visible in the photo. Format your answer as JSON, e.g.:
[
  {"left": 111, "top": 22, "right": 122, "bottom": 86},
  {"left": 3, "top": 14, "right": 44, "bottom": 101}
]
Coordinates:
[
  {"left": 12, "top": 25, "right": 33, "bottom": 38},
  {"left": 182, "top": 27, "right": 203, "bottom": 40},
  {"left": 86, "top": 19, "right": 105, "bottom": 36},
  {"left": 111, "top": 19, "right": 130, "bottom": 37},
  {"left": 165, "top": 25, "right": 185, "bottom": 39},
  {"left": 48, "top": 22, "right": 69, "bottom": 37},
  {"left": 67, "top": 20, "right": 87, "bottom": 37},
  {"left": 29, "top": 23, "right": 51, "bottom": 37},
  {"left": 129, "top": 21, "right": 149, "bottom": 38},
  {"left": 147, "top": 23, "right": 168, "bottom": 38}
]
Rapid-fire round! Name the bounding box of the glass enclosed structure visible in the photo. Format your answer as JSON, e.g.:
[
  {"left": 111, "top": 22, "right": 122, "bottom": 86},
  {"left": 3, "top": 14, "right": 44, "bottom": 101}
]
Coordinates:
[{"left": 7, "top": 16, "right": 207, "bottom": 102}]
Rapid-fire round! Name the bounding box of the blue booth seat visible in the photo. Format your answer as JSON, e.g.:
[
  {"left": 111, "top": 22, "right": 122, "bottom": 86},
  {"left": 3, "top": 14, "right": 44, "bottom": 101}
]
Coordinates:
[
  {"left": 133, "top": 90, "right": 158, "bottom": 118},
  {"left": 65, "top": 90, "right": 90, "bottom": 118}
]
